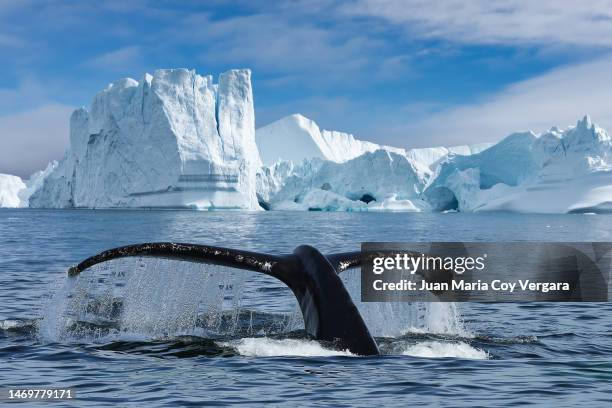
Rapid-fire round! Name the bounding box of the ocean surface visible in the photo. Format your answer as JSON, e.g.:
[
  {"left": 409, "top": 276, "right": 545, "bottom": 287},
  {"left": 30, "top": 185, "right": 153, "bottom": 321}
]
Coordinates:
[{"left": 1, "top": 209, "right": 612, "bottom": 407}]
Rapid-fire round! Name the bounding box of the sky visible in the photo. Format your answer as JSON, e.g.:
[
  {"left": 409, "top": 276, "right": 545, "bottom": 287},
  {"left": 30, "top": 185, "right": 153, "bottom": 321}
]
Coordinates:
[{"left": 2, "top": 0, "right": 612, "bottom": 177}]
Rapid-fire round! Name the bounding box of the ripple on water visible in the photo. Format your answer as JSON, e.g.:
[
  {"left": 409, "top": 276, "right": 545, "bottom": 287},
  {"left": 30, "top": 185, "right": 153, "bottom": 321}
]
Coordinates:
[{"left": 2, "top": 210, "right": 612, "bottom": 405}]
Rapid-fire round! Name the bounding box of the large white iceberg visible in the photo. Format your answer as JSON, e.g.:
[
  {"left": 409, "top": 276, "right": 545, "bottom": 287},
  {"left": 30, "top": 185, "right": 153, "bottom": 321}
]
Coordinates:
[
  {"left": 255, "top": 114, "right": 492, "bottom": 211},
  {"left": 257, "top": 115, "right": 611, "bottom": 214},
  {"left": 425, "top": 116, "right": 612, "bottom": 213},
  {"left": 29, "top": 69, "right": 261, "bottom": 210},
  {"left": 0, "top": 174, "right": 26, "bottom": 208}
]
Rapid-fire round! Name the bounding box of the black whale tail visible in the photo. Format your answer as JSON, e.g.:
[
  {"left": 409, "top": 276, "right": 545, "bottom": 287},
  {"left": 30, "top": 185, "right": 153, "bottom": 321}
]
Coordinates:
[{"left": 67, "top": 243, "right": 379, "bottom": 356}]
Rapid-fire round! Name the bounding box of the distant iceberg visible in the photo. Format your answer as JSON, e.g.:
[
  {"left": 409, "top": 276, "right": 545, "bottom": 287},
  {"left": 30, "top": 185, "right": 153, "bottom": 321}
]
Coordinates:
[
  {"left": 0, "top": 174, "right": 26, "bottom": 208},
  {"left": 425, "top": 116, "right": 612, "bottom": 213},
  {"left": 256, "top": 115, "right": 492, "bottom": 212},
  {"left": 256, "top": 114, "right": 610, "bottom": 214},
  {"left": 0, "top": 163, "right": 54, "bottom": 208}
]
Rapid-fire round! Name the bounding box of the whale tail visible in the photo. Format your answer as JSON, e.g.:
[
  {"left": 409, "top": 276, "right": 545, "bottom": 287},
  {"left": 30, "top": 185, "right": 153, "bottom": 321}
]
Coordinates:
[{"left": 68, "top": 243, "right": 379, "bottom": 356}]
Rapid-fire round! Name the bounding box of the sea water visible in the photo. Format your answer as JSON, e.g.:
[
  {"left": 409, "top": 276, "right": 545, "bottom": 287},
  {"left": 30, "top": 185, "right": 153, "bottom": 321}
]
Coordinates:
[{"left": 1, "top": 209, "right": 611, "bottom": 406}]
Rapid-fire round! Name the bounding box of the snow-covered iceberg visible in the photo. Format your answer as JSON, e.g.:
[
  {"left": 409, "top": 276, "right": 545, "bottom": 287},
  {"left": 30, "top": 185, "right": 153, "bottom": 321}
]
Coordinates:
[
  {"left": 0, "top": 163, "right": 54, "bottom": 208},
  {"left": 258, "top": 150, "right": 430, "bottom": 212},
  {"left": 256, "top": 113, "right": 491, "bottom": 167},
  {"left": 0, "top": 174, "right": 26, "bottom": 208},
  {"left": 257, "top": 115, "right": 610, "bottom": 214},
  {"left": 255, "top": 114, "right": 491, "bottom": 212},
  {"left": 30, "top": 69, "right": 261, "bottom": 210},
  {"left": 256, "top": 114, "right": 406, "bottom": 165},
  {"left": 405, "top": 144, "right": 492, "bottom": 171},
  {"left": 425, "top": 116, "right": 612, "bottom": 213}
]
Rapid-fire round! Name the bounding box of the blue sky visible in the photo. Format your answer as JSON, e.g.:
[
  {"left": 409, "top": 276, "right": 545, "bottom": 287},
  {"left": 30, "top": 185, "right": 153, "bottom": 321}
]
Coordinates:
[{"left": 2, "top": 0, "right": 612, "bottom": 176}]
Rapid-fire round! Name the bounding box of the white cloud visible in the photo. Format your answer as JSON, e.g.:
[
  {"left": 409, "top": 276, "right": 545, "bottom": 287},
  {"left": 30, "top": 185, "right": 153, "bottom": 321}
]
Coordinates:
[
  {"left": 347, "top": 0, "right": 612, "bottom": 47},
  {"left": 169, "top": 12, "right": 385, "bottom": 86},
  {"left": 0, "top": 79, "right": 50, "bottom": 113},
  {"left": 0, "top": 104, "right": 72, "bottom": 178},
  {"left": 392, "top": 55, "right": 612, "bottom": 147}
]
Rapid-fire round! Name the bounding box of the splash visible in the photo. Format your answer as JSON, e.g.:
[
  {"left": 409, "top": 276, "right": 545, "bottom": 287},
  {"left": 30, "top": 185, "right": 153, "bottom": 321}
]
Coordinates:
[
  {"left": 401, "top": 341, "right": 489, "bottom": 359},
  {"left": 340, "top": 268, "right": 470, "bottom": 337},
  {"left": 38, "top": 258, "right": 302, "bottom": 343},
  {"left": 222, "top": 338, "right": 355, "bottom": 357},
  {"left": 35, "top": 257, "right": 482, "bottom": 359}
]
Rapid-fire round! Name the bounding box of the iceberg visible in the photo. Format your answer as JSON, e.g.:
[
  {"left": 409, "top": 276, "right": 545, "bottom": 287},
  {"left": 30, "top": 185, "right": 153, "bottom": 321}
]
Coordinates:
[
  {"left": 0, "top": 174, "right": 26, "bottom": 208},
  {"left": 257, "top": 115, "right": 610, "bottom": 214},
  {"left": 425, "top": 116, "right": 612, "bottom": 213},
  {"left": 255, "top": 114, "right": 490, "bottom": 212},
  {"left": 0, "top": 163, "right": 54, "bottom": 208},
  {"left": 30, "top": 69, "right": 262, "bottom": 210},
  {"left": 256, "top": 113, "right": 491, "bottom": 168},
  {"left": 259, "top": 150, "right": 430, "bottom": 212},
  {"left": 405, "top": 144, "right": 492, "bottom": 171},
  {"left": 256, "top": 114, "right": 491, "bottom": 211},
  {"left": 256, "top": 114, "right": 406, "bottom": 165}
]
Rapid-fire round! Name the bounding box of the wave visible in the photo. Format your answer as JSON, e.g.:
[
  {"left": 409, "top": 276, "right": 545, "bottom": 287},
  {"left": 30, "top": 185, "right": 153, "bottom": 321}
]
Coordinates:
[
  {"left": 400, "top": 340, "right": 489, "bottom": 359},
  {"left": 221, "top": 338, "right": 355, "bottom": 357},
  {"left": 3, "top": 316, "right": 496, "bottom": 359}
]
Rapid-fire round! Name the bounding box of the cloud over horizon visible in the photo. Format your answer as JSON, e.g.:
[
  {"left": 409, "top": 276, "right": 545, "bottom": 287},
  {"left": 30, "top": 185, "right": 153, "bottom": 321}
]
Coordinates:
[
  {"left": 347, "top": 0, "right": 612, "bottom": 48},
  {"left": 0, "top": 104, "right": 72, "bottom": 178}
]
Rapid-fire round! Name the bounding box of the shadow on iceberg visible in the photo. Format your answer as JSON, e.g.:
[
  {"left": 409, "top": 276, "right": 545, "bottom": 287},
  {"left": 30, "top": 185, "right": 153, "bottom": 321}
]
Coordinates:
[{"left": 423, "top": 187, "right": 459, "bottom": 212}]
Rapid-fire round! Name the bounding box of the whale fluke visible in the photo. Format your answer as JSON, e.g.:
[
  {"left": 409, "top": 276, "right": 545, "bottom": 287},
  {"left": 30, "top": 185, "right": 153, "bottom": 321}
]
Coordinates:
[{"left": 68, "top": 242, "right": 379, "bottom": 356}]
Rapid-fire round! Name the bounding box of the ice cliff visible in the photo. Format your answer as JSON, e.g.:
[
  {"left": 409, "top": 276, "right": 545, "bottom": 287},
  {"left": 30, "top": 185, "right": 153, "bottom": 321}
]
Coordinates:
[
  {"left": 29, "top": 69, "right": 261, "bottom": 210},
  {"left": 425, "top": 116, "right": 612, "bottom": 213}
]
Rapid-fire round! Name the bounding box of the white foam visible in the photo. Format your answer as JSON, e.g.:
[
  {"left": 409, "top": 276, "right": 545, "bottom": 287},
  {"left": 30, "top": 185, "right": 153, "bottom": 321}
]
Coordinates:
[
  {"left": 224, "top": 338, "right": 488, "bottom": 359},
  {"left": 401, "top": 341, "right": 489, "bottom": 359},
  {"left": 222, "top": 338, "right": 355, "bottom": 357},
  {"left": 0, "top": 319, "right": 22, "bottom": 330}
]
